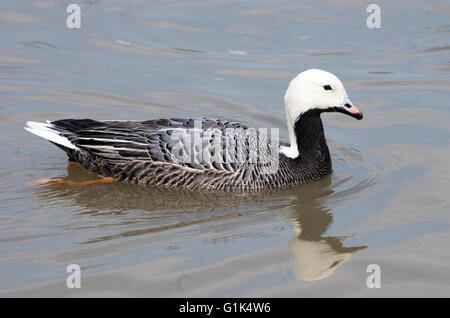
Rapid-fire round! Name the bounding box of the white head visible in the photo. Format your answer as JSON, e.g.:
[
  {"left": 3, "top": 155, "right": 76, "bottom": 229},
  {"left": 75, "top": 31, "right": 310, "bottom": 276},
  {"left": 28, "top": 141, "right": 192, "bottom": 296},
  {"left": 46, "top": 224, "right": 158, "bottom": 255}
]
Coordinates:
[{"left": 281, "top": 69, "right": 362, "bottom": 158}]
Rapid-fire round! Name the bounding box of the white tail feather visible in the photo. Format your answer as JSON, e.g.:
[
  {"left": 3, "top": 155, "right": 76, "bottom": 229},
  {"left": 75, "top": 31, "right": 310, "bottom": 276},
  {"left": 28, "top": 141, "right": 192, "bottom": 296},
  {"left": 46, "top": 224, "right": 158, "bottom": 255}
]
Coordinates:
[{"left": 25, "top": 121, "right": 79, "bottom": 150}]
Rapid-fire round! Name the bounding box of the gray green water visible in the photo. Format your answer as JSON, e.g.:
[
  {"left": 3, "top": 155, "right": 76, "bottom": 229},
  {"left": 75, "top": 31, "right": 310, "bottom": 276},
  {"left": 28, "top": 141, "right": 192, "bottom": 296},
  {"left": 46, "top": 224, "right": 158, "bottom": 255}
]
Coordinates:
[{"left": 1, "top": 0, "right": 449, "bottom": 297}]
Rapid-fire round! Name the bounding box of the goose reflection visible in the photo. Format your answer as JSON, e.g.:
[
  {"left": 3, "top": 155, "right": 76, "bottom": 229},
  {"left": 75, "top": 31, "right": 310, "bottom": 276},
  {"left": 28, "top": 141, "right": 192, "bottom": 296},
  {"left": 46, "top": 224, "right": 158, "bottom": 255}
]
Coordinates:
[
  {"left": 33, "top": 162, "right": 366, "bottom": 280},
  {"left": 281, "top": 179, "right": 366, "bottom": 281}
]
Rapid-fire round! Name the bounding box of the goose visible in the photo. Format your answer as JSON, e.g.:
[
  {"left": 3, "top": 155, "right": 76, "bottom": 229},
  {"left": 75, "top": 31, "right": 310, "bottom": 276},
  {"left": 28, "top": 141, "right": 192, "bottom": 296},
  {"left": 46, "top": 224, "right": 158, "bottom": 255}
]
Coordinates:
[{"left": 25, "top": 69, "right": 362, "bottom": 191}]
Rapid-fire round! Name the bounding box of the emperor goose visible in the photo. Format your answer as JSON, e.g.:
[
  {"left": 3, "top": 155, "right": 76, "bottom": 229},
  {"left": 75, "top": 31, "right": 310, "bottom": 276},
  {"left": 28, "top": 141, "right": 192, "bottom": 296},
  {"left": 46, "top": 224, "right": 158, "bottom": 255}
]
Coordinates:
[{"left": 25, "top": 69, "right": 363, "bottom": 191}]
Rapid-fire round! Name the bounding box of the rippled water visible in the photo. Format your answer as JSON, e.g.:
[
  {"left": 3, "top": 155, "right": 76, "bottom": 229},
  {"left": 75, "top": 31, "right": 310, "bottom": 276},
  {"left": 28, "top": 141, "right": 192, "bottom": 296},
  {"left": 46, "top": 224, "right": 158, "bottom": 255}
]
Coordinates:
[{"left": 1, "top": 0, "right": 450, "bottom": 297}]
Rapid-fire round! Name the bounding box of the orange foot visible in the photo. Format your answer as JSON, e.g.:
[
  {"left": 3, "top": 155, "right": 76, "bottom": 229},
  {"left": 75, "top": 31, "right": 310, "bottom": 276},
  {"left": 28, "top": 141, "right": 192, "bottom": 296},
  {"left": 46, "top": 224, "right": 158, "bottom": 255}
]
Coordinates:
[{"left": 28, "top": 177, "right": 115, "bottom": 187}]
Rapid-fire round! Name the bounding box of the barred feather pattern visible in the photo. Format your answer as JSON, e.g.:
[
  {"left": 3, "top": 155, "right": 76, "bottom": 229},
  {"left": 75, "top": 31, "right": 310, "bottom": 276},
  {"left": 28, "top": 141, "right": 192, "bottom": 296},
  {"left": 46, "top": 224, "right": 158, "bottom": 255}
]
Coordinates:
[{"left": 45, "top": 117, "right": 332, "bottom": 191}]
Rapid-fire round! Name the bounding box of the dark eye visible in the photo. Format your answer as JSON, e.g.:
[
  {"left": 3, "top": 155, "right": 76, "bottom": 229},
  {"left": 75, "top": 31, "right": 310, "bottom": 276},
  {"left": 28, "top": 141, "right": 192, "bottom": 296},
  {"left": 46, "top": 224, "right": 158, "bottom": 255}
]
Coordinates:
[{"left": 323, "top": 85, "right": 332, "bottom": 91}]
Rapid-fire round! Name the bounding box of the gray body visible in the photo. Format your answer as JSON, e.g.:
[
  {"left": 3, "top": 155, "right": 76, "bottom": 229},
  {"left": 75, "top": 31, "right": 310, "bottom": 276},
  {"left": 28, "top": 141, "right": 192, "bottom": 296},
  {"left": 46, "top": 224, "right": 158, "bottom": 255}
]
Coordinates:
[{"left": 47, "top": 116, "right": 332, "bottom": 191}]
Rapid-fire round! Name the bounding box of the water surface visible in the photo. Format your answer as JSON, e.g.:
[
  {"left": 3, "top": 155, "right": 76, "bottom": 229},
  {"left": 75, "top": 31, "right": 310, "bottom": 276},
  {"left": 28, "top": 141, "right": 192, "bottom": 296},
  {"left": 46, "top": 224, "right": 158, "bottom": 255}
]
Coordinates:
[{"left": 1, "top": 0, "right": 450, "bottom": 297}]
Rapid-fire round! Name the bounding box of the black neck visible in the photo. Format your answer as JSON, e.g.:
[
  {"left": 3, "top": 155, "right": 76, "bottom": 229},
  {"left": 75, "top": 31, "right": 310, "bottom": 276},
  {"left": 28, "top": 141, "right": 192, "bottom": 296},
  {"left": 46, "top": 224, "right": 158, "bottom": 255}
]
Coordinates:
[{"left": 293, "top": 109, "right": 331, "bottom": 166}]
